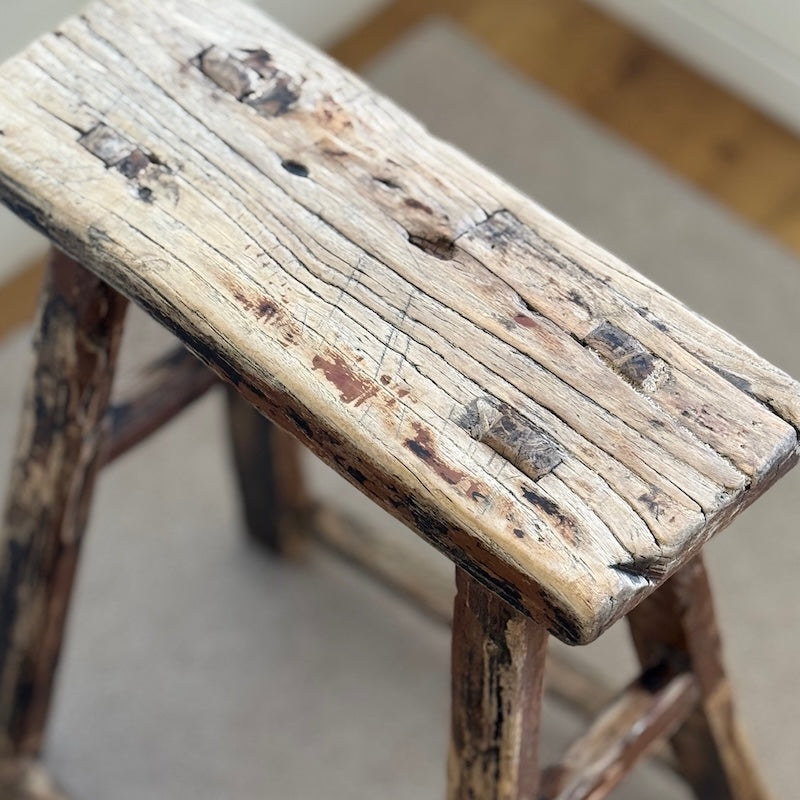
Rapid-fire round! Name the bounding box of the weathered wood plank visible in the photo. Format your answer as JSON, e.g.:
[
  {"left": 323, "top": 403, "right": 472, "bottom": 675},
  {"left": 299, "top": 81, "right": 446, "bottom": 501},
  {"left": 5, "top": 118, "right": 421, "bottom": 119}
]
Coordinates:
[
  {"left": 540, "top": 670, "right": 698, "bottom": 800},
  {"left": 0, "top": 0, "right": 797, "bottom": 641},
  {"left": 0, "top": 249, "right": 127, "bottom": 757},
  {"left": 448, "top": 567, "right": 548, "bottom": 800},
  {"left": 628, "top": 556, "right": 774, "bottom": 800}
]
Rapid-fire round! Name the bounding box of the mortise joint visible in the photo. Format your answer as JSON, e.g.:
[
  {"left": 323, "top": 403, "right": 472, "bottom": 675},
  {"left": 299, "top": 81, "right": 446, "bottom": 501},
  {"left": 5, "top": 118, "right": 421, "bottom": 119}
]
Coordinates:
[
  {"left": 584, "top": 321, "right": 669, "bottom": 391},
  {"left": 460, "top": 397, "right": 562, "bottom": 481},
  {"left": 79, "top": 124, "right": 173, "bottom": 201},
  {"left": 195, "top": 45, "right": 300, "bottom": 116}
]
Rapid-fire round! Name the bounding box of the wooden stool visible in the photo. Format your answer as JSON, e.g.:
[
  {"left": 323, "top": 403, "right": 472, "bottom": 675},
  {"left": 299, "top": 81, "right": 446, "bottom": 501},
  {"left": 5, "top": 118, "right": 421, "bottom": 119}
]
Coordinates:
[{"left": 0, "top": 1, "right": 797, "bottom": 797}]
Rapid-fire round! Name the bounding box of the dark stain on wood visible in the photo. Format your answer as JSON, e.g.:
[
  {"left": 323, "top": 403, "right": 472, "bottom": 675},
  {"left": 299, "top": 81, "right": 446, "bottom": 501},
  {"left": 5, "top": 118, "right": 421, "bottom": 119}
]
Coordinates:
[
  {"left": 231, "top": 290, "right": 279, "bottom": 322},
  {"left": 461, "top": 398, "right": 562, "bottom": 481},
  {"left": 285, "top": 407, "right": 313, "bottom": 440},
  {"left": 514, "top": 313, "right": 537, "bottom": 328},
  {"left": 514, "top": 528, "right": 525, "bottom": 538},
  {"left": 638, "top": 487, "right": 664, "bottom": 521},
  {"left": 346, "top": 465, "right": 367, "bottom": 485},
  {"left": 521, "top": 486, "right": 580, "bottom": 545},
  {"left": 567, "top": 289, "right": 593, "bottom": 314},
  {"left": 404, "top": 197, "right": 434, "bottom": 215},
  {"left": 312, "top": 352, "right": 377, "bottom": 406},
  {"left": 466, "top": 481, "right": 487, "bottom": 503},
  {"left": 705, "top": 362, "right": 755, "bottom": 396},
  {"left": 258, "top": 298, "right": 278, "bottom": 320},
  {"left": 389, "top": 493, "right": 450, "bottom": 542},
  {"left": 405, "top": 423, "right": 465, "bottom": 486}
]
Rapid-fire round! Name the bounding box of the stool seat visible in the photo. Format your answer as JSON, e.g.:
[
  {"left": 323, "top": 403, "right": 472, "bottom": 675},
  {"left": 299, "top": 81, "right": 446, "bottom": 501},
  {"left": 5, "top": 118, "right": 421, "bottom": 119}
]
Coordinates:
[{"left": 1, "top": 0, "right": 798, "bottom": 644}]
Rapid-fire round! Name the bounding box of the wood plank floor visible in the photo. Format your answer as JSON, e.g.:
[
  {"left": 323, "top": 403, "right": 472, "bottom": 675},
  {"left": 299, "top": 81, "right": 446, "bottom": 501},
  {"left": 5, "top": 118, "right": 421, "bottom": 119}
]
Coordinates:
[
  {"left": 335, "top": 0, "right": 800, "bottom": 254},
  {"left": 4, "top": 0, "right": 800, "bottom": 339}
]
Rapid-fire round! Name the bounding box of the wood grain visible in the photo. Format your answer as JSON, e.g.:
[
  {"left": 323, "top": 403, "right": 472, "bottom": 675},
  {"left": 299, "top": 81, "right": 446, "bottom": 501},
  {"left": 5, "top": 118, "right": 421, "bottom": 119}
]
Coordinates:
[
  {"left": 0, "top": 0, "right": 797, "bottom": 642},
  {"left": 0, "top": 249, "right": 127, "bottom": 757},
  {"left": 448, "top": 567, "right": 547, "bottom": 800},
  {"left": 628, "top": 555, "right": 773, "bottom": 800},
  {"left": 7, "top": 0, "right": 800, "bottom": 340}
]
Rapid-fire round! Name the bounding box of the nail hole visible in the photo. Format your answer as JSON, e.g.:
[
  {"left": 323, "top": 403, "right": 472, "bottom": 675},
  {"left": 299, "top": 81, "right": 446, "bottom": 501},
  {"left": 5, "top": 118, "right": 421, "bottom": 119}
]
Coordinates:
[
  {"left": 282, "top": 159, "right": 309, "bottom": 177},
  {"left": 374, "top": 175, "right": 401, "bottom": 190},
  {"left": 408, "top": 233, "right": 455, "bottom": 260}
]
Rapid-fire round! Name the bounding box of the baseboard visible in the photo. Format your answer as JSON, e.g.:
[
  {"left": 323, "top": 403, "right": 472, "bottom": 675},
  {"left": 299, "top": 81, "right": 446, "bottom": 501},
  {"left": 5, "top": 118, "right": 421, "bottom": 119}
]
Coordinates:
[{"left": 588, "top": 0, "right": 800, "bottom": 135}]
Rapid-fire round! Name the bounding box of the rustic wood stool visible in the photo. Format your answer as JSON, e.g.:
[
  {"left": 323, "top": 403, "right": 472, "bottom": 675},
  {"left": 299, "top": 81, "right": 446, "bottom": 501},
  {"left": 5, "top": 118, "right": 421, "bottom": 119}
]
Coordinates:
[{"left": 0, "top": 0, "right": 798, "bottom": 797}]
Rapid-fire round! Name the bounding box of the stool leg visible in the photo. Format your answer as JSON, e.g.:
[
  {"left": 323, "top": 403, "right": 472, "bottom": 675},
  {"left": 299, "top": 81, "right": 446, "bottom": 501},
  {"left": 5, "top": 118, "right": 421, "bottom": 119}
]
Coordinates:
[
  {"left": 627, "top": 554, "right": 772, "bottom": 800},
  {"left": 225, "top": 388, "right": 309, "bottom": 556},
  {"left": 447, "top": 567, "right": 548, "bottom": 800},
  {"left": 0, "top": 249, "right": 128, "bottom": 758}
]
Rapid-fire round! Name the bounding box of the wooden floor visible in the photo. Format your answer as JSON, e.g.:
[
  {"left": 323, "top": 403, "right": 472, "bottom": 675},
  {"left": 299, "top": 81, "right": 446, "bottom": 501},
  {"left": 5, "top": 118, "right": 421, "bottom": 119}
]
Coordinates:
[
  {"left": 4, "top": 0, "right": 800, "bottom": 338},
  {"left": 335, "top": 0, "right": 800, "bottom": 251}
]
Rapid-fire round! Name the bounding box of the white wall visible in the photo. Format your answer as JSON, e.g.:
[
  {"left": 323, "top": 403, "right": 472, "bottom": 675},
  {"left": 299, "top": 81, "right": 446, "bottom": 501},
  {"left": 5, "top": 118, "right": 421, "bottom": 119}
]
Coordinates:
[{"left": 589, "top": 0, "right": 800, "bottom": 136}]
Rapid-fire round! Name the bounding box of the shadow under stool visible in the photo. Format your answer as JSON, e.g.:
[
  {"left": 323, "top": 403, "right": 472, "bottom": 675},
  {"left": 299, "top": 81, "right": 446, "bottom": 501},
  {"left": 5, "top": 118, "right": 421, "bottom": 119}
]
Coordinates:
[{"left": 1, "top": 0, "right": 799, "bottom": 797}]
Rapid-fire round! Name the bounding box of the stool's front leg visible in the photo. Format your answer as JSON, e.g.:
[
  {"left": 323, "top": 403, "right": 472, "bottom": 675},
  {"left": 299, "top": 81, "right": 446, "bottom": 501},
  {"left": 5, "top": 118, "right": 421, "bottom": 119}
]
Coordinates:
[
  {"left": 0, "top": 249, "right": 128, "bottom": 759},
  {"left": 628, "top": 555, "right": 772, "bottom": 800},
  {"left": 448, "top": 567, "right": 548, "bottom": 800}
]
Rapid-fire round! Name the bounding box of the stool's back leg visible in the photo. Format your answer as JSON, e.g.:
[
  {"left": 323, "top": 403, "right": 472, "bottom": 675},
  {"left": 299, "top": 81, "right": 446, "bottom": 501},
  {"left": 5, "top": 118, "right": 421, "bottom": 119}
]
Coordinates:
[
  {"left": 225, "top": 388, "right": 310, "bottom": 556},
  {"left": 448, "top": 567, "right": 548, "bottom": 800},
  {"left": 0, "top": 249, "right": 128, "bottom": 758},
  {"left": 628, "top": 555, "right": 772, "bottom": 800}
]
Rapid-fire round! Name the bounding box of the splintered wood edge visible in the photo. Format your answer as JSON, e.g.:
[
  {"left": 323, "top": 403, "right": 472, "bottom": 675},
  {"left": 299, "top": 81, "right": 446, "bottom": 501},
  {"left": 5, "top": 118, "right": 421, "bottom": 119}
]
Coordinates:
[{"left": 0, "top": 0, "right": 798, "bottom": 642}]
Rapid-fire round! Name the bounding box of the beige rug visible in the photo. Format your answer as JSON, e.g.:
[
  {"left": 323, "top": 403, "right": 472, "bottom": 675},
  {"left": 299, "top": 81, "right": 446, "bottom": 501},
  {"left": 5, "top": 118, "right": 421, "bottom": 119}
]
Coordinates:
[{"left": 1, "top": 19, "right": 799, "bottom": 799}]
